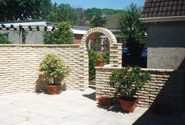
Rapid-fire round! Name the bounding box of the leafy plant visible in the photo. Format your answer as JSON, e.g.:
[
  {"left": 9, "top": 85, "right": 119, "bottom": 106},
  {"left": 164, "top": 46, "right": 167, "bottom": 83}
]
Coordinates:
[
  {"left": 109, "top": 66, "right": 151, "bottom": 97},
  {"left": 102, "top": 51, "right": 109, "bottom": 64},
  {"left": 89, "top": 49, "right": 100, "bottom": 80},
  {"left": 0, "top": 33, "right": 12, "bottom": 44},
  {"left": 39, "top": 54, "right": 71, "bottom": 84}
]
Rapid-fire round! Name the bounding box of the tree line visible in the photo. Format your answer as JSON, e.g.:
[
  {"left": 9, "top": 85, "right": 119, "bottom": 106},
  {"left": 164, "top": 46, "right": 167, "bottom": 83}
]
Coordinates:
[{"left": 0, "top": 0, "right": 124, "bottom": 25}]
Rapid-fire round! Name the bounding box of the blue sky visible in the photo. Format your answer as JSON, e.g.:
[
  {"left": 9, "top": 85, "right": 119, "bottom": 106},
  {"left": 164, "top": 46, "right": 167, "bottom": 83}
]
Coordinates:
[{"left": 53, "top": 0, "right": 146, "bottom": 10}]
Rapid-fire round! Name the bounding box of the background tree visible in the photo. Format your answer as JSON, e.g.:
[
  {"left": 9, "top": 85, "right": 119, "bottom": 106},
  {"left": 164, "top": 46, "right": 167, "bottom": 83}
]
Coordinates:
[
  {"left": 85, "top": 8, "right": 123, "bottom": 20},
  {"left": 74, "top": 8, "right": 86, "bottom": 26},
  {"left": 90, "top": 14, "right": 107, "bottom": 27},
  {"left": 46, "top": 3, "right": 77, "bottom": 23},
  {"left": 43, "top": 21, "right": 75, "bottom": 44},
  {"left": 118, "top": 3, "right": 147, "bottom": 36},
  {"left": 0, "top": 0, "right": 41, "bottom": 21}
]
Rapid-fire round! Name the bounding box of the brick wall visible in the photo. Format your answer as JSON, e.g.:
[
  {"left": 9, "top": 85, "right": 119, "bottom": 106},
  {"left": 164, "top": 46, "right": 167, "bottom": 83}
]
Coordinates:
[
  {"left": 0, "top": 44, "right": 88, "bottom": 95},
  {"left": 95, "top": 67, "right": 185, "bottom": 112}
]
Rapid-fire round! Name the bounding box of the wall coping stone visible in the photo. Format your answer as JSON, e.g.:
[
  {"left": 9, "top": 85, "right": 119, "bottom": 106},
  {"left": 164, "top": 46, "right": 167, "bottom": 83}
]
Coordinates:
[
  {"left": 0, "top": 44, "right": 80, "bottom": 47},
  {"left": 95, "top": 67, "right": 185, "bottom": 73}
]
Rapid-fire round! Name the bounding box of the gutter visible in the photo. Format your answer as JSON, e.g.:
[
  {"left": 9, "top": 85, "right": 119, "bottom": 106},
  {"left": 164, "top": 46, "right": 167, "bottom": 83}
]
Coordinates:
[{"left": 139, "top": 16, "right": 185, "bottom": 23}]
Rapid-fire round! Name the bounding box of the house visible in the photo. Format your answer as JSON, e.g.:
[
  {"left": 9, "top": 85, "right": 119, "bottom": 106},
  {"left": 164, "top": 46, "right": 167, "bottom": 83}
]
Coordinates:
[
  {"left": 0, "top": 20, "right": 89, "bottom": 44},
  {"left": 139, "top": 0, "right": 185, "bottom": 70},
  {"left": 91, "top": 14, "right": 121, "bottom": 35},
  {"left": 71, "top": 25, "right": 90, "bottom": 44},
  {"left": 0, "top": 20, "right": 58, "bottom": 44}
]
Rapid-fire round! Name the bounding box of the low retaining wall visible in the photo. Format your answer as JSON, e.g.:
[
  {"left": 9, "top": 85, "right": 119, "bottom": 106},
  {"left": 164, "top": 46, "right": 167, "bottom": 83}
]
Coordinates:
[
  {"left": 0, "top": 44, "right": 88, "bottom": 95},
  {"left": 95, "top": 66, "right": 185, "bottom": 112}
]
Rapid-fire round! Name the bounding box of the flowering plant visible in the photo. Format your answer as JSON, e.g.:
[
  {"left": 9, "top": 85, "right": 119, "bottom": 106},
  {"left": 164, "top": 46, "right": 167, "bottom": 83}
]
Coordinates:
[
  {"left": 39, "top": 54, "right": 70, "bottom": 85},
  {"left": 96, "top": 57, "right": 106, "bottom": 63}
]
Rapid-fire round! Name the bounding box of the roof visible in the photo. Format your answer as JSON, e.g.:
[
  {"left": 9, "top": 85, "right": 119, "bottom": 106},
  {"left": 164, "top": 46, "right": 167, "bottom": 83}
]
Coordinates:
[
  {"left": 0, "top": 19, "right": 59, "bottom": 27},
  {"left": 103, "top": 15, "right": 119, "bottom": 29},
  {"left": 91, "top": 15, "right": 119, "bottom": 29},
  {"left": 140, "top": 0, "right": 185, "bottom": 23}
]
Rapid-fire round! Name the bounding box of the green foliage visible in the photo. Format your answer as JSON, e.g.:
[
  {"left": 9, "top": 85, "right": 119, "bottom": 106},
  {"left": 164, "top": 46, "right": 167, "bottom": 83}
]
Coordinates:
[
  {"left": 118, "top": 3, "right": 147, "bottom": 36},
  {"left": 102, "top": 51, "right": 109, "bottom": 64},
  {"left": 0, "top": 0, "right": 42, "bottom": 21},
  {"left": 46, "top": 3, "right": 77, "bottom": 23},
  {"left": 43, "top": 21, "right": 75, "bottom": 44},
  {"left": 0, "top": 33, "right": 12, "bottom": 44},
  {"left": 89, "top": 49, "right": 100, "bottom": 80},
  {"left": 74, "top": 8, "right": 86, "bottom": 26},
  {"left": 85, "top": 8, "right": 124, "bottom": 20},
  {"left": 127, "top": 36, "right": 144, "bottom": 58},
  {"left": 90, "top": 14, "right": 107, "bottom": 27},
  {"left": 39, "top": 54, "right": 70, "bottom": 84},
  {"left": 109, "top": 66, "right": 151, "bottom": 97}
]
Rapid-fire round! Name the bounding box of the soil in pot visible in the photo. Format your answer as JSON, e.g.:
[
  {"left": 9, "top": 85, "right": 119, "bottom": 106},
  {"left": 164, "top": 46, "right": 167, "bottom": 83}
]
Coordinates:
[
  {"left": 45, "top": 84, "right": 61, "bottom": 95},
  {"left": 119, "top": 97, "right": 140, "bottom": 113}
]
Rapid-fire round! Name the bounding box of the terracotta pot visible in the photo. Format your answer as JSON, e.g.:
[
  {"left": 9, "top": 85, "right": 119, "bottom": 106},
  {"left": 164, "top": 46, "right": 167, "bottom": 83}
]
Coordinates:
[
  {"left": 98, "top": 97, "right": 113, "bottom": 106},
  {"left": 45, "top": 84, "right": 61, "bottom": 95},
  {"left": 119, "top": 97, "right": 140, "bottom": 112},
  {"left": 96, "top": 62, "right": 104, "bottom": 67}
]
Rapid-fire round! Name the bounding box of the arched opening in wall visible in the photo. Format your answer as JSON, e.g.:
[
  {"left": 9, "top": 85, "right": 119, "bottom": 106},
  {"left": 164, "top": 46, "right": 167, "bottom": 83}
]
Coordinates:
[{"left": 81, "top": 27, "right": 119, "bottom": 86}]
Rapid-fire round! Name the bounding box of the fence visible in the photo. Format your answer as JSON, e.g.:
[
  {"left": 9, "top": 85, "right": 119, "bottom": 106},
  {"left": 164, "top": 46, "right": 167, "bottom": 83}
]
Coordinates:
[{"left": 90, "top": 36, "right": 147, "bottom": 53}]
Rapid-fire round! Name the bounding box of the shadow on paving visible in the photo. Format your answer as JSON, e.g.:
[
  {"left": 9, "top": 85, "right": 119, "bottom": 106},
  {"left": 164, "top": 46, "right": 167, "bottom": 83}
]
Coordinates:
[
  {"left": 133, "top": 108, "right": 185, "bottom": 125},
  {"left": 82, "top": 86, "right": 96, "bottom": 101},
  {"left": 97, "top": 103, "right": 126, "bottom": 114},
  {"left": 83, "top": 92, "right": 96, "bottom": 101}
]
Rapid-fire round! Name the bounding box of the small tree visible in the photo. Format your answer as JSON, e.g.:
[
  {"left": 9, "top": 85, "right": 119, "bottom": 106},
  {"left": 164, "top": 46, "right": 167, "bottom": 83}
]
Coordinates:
[
  {"left": 43, "top": 21, "right": 75, "bottom": 44},
  {"left": 90, "top": 14, "right": 107, "bottom": 27},
  {"left": 118, "top": 3, "right": 147, "bottom": 37}
]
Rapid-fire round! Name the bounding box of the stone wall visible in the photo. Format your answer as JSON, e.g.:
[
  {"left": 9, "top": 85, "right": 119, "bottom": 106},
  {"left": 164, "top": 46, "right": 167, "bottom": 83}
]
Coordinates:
[
  {"left": 0, "top": 44, "right": 88, "bottom": 95},
  {"left": 95, "top": 67, "right": 185, "bottom": 112}
]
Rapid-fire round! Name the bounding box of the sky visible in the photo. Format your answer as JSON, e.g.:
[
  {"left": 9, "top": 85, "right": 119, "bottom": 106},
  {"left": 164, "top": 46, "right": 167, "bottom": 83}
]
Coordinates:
[{"left": 53, "top": 0, "right": 146, "bottom": 10}]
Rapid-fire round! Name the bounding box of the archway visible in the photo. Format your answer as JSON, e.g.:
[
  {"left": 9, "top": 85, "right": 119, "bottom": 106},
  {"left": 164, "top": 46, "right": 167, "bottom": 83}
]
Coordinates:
[{"left": 81, "top": 27, "right": 122, "bottom": 68}]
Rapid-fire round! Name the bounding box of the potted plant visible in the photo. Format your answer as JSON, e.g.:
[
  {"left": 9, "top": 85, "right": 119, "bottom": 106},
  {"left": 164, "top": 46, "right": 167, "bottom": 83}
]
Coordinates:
[
  {"left": 96, "top": 57, "right": 105, "bottom": 66},
  {"left": 39, "top": 54, "right": 70, "bottom": 94},
  {"left": 109, "top": 66, "right": 151, "bottom": 112}
]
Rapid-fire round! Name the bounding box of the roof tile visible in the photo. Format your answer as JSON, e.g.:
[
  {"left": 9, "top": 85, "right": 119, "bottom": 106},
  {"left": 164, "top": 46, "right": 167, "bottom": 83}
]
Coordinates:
[{"left": 141, "top": 0, "right": 185, "bottom": 18}]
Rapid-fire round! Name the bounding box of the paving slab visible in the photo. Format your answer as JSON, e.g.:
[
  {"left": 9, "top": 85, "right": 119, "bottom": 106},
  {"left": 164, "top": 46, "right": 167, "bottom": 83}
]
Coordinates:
[{"left": 0, "top": 86, "right": 184, "bottom": 125}]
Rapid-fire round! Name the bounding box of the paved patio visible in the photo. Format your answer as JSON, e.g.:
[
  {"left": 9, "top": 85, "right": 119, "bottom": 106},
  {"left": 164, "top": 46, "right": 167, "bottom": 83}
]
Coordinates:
[{"left": 0, "top": 86, "right": 185, "bottom": 125}]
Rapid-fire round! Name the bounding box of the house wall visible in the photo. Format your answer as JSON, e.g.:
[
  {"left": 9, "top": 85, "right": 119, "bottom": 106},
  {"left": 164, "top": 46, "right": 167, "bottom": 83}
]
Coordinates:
[
  {"left": 147, "top": 21, "right": 185, "bottom": 70},
  {"left": 0, "top": 44, "right": 88, "bottom": 95},
  {"left": 95, "top": 67, "right": 185, "bottom": 112},
  {"left": 0, "top": 30, "right": 44, "bottom": 44}
]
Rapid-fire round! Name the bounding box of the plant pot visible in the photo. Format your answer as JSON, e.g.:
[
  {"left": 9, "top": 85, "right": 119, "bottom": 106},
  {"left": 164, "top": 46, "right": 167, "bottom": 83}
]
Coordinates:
[
  {"left": 96, "top": 62, "right": 104, "bottom": 67},
  {"left": 45, "top": 84, "right": 61, "bottom": 95},
  {"left": 98, "top": 97, "right": 113, "bottom": 106},
  {"left": 119, "top": 97, "right": 140, "bottom": 112}
]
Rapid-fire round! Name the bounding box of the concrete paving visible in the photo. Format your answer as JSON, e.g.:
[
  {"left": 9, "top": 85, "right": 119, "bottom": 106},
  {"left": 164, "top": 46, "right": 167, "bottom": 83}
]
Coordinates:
[{"left": 0, "top": 86, "right": 185, "bottom": 125}]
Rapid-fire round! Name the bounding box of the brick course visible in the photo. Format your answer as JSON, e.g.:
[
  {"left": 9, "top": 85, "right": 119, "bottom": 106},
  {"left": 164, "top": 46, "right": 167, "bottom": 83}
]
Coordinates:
[{"left": 0, "top": 44, "right": 88, "bottom": 95}]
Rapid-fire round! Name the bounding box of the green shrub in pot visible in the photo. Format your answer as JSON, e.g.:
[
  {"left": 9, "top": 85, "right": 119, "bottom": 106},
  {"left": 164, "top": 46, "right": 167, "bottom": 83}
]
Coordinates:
[
  {"left": 39, "top": 54, "right": 71, "bottom": 85},
  {"left": 109, "top": 66, "right": 151, "bottom": 112},
  {"left": 109, "top": 66, "right": 151, "bottom": 98}
]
